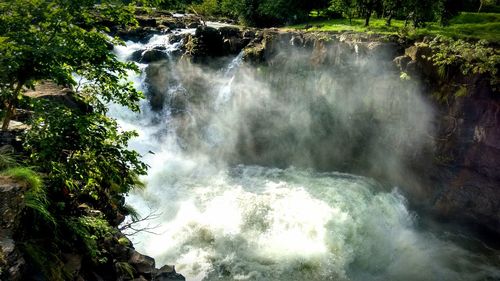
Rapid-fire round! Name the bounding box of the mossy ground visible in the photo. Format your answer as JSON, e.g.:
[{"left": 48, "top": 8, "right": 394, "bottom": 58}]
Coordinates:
[{"left": 286, "top": 12, "right": 500, "bottom": 42}]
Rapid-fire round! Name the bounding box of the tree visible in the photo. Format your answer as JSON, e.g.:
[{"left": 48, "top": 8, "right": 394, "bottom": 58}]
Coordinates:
[
  {"left": 0, "top": 1, "right": 150, "bottom": 278},
  {"left": 0, "top": 0, "right": 143, "bottom": 130},
  {"left": 382, "top": 0, "right": 401, "bottom": 26},
  {"left": 477, "top": 0, "right": 497, "bottom": 12},
  {"left": 329, "top": 0, "right": 357, "bottom": 24},
  {"left": 359, "top": 0, "right": 381, "bottom": 26}
]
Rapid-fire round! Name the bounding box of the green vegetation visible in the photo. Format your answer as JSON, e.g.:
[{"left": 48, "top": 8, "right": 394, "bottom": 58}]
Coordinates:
[
  {"left": 0, "top": 146, "right": 17, "bottom": 170},
  {"left": 154, "top": 0, "right": 497, "bottom": 27},
  {"left": 0, "top": 0, "right": 149, "bottom": 279},
  {"left": 426, "top": 37, "right": 499, "bottom": 85},
  {"left": 288, "top": 12, "right": 500, "bottom": 41}
]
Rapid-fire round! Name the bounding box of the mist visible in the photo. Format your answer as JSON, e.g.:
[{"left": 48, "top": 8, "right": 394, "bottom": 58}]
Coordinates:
[
  {"left": 141, "top": 38, "right": 434, "bottom": 191},
  {"left": 110, "top": 34, "right": 500, "bottom": 281}
]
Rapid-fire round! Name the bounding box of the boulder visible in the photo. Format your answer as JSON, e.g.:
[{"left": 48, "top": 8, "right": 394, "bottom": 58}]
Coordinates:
[
  {"left": 405, "top": 43, "right": 432, "bottom": 61},
  {"left": 393, "top": 55, "right": 412, "bottom": 71},
  {"left": 160, "top": 19, "right": 186, "bottom": 30},
  {"left": 128, "top": 250, "right": 156, "bottom": 278},
  {"left": 155, "top": 265, "right": 185, "bottom": 281},
  {"left": 137, "top": 18, "right": 157, "bottom": 28},
  {"left": 184, "top": 26, "right": 225, "bottom": 60},
  {"left": 24, "top": 82, "right": 91, "bottom": 113},
  {"left": 141, "top": 48, "right": 169, "bottom": 63},
  {"left": 219, "top": 26, "right": 241, "bottom": 38},
  {"left": 117, "top": 27, "right": 160, "bottom": 43},
  {"left": 187, "top": 22, "right": 201, "bottom": 29},
  {"left": 62, "top": 253, "right": 82, "bottom": 278}
]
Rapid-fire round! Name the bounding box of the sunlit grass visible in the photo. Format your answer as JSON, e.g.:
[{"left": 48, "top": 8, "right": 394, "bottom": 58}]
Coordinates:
[
  {"left": 286, "top": 18, "right": 405, "bottom": 34},
  {"left": 286, "top": 12, "right": 500, "bottom": 42}
]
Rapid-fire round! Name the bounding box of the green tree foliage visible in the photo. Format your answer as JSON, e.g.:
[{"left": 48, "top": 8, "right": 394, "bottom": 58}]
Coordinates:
[
  {"left": 0, "top": 0, "right": 149, "bottom": 279},
  {"left": 0, "top": 0, "right": 142, "bottom": 130},
  {"left": 332, "top": 0, "right": 361, "bottom": 24},
  {"left": 427, "top": 37, "right": 499, "bottom": 85},
  {"left": 190, "top": 0, "right": 329, "bottom": 26}
]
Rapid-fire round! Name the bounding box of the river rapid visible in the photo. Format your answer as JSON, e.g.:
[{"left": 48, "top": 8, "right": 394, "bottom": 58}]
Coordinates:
[{"left": 110, "top": 31, "right": 500, "bottom": 281}]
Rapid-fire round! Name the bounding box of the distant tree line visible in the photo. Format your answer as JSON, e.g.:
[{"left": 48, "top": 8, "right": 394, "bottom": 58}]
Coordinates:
[{"left": 148, "top": 0, "right": 498, "bottom": 27}]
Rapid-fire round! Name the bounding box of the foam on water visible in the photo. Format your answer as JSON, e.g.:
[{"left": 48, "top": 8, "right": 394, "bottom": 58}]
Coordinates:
[{"left": 111, "top": 32, "right": 500, "bottom": 281}]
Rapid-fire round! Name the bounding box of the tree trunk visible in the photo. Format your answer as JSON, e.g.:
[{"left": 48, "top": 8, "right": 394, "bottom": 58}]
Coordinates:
[
  {"left": 1, "top": 82, "right": 24, "bottom": 131},
  {"left": 386, "top": 13, "right": 393, "bottom": 26},
  {"left": 365, "top": 12, "right": 371, "bottom": 27},
  {"left": 2, "top": 103, "right": 15, "bottom": 131},
  {"left": 478, "top": 0, "right": 483, "bottom": 12}
]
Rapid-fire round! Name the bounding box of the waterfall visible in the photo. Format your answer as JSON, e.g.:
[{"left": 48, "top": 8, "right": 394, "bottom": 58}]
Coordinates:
[{"left": 110, "top": 32, "right": 500, "bottom": 281}]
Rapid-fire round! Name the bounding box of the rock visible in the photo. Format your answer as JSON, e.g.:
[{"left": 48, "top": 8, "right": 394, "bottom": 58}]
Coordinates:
[
  {"left": 160, "top": 19, "right": 186, "bottom": 30},
  {"left": 128, "top": 250, "right": 156, "bottom": 278},
  {"left": 155, "top": 265, "right": 185, "bottom": 281},
  {"left": 129, "top": 49, "right": 145, "bottom": 62},
  {"left": 405, "top": 43, "right": 432, "bottom": 61},
  {"left": 243, "top": 42, "right": 266, "bottom": 63},
  {"left": 130, "top": 47, "right": 169, "bottom": 63},
  {"left": 24, "top": 82, "right": 91, "bottom": 113},
  {"left": 144, "top": 62, "right": 170, "bottom": 111},
  {"left": 404, "top": 44, "right": 436, "bottom": 79},
  {"left": 62, "top": 253, "right": 82, "bottom": 277},
  {"left": 242, "top": 31, "right": 280, "bottom": 63},
  {"left": 184, "top": 26, "right": 225, "bottom": 60},
  {"left": 0, "top": 177, "right": 27, "bottom": 281},
  {"left": 137, "top": 18, "right": 157, "bottom": 28},
  {"left": 366, "top": 41, "right": 399, "bottom": 60},
  {"left": 242, "top": 30, "right": 255, "bottom": 39},
  {"left": 432, "top": 79, "right": 500, "bottom": 234},
  {"left": 141, "top": 48, "right": 169, "bottom": 63},
  {"left": 117, "top": 27, "right": 160, "bottom": 43},
  {"left": 169, "top": 34, "right": 185, "bottom": 44},
  {"left": 11, "top": 109, "right": 32, "bottom": 123},
  {"left": 218, "top": 26, "right": 241, "bottom": 38},
  {"left": 290, "top": 35, "right": 304, "bottom": 46},
  {"left": 393, "top": 55, "right": 412, "bottom": 71},
  {"left": 187, "top": 22, "right": 201, "bottom": 29},
  {"left": 223, "top": 38, "right": 247, "bottom": 54}
]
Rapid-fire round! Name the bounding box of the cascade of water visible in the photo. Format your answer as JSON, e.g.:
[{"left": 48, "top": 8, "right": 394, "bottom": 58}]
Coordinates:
[
  {"left": 110, "top": 32, "right": 500, "bottom": 281},
  {"left": 215, "top": 52, "right": 244, "bottom": 109}
]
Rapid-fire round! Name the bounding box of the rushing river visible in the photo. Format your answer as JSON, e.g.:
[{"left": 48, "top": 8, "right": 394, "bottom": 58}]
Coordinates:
[{"left": 111, "top": 31, "right": 500, "bottom": 281}]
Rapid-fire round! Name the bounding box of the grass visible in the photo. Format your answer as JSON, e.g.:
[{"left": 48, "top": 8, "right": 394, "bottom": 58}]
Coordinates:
[
  {"left": 0, "top": 146, "right": 18, "bottom": 170},
  {"left": 2, "top": 166, "right": 55, "bottom": 224},
  {"left": 3, "top": 167, "right": 42, "bottom": 189},
  {"left": 285, "top": 12, "right": 500, "bottom": 42}
]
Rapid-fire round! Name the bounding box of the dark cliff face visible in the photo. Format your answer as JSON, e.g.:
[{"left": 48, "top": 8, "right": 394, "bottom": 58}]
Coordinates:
[
  {"left": 395, "top": 42, "right": 500, "bottom": 236},
  {"left": 433, "top": 75, "right": 500, "bottom": 234}
]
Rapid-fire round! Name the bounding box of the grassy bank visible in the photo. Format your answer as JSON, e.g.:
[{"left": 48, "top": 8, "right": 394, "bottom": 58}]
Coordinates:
[{"left": 286, "top": 12, "right": 500, "bottom": 42}]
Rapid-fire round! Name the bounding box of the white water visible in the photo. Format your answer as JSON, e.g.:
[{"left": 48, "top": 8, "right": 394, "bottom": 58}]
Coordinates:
[{"left": 111, "top": 34, "right": 500, "bottom": 281}]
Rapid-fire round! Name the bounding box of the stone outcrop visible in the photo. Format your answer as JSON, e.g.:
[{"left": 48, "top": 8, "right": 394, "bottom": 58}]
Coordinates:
[
  {"left": 394, "top": 41, "right": 500, "bottom": 235},
  {"left": 0, "top": 175, "right": 185, "bottom": 281},
  {"left": 0, "top": 177, "right": 27, "bottom": 281}
]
